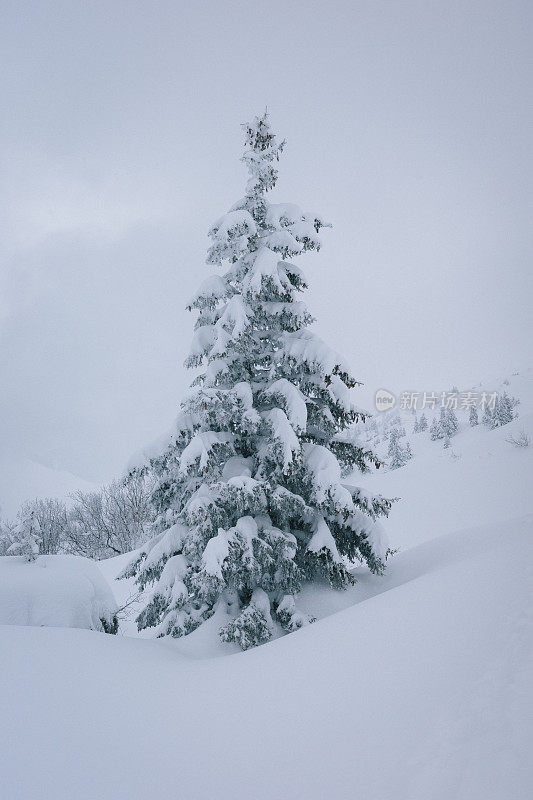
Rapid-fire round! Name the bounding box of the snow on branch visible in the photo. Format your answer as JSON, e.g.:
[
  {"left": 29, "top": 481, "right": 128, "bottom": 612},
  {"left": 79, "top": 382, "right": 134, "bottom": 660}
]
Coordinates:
[
  {"left": 262, "top": 378, "right": 307, "bottom": 433},
  {"left": 179, "top": 431, "right": 235, "bottom": 475},
  {"left": 281, "top": 330, "right": 358, "bottom": 388}
]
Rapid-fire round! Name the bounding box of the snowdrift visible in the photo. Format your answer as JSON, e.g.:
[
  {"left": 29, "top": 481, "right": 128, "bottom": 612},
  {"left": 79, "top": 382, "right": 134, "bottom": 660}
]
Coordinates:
[
  {"left": 0, "top": 514, "right": 531, "bottom": 800},
  {"left": 0, "top": 554, "right": 117, "bottom": 633}
]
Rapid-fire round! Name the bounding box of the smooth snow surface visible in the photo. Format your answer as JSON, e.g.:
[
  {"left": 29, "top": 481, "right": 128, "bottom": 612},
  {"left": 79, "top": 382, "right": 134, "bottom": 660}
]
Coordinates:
[
  {"left": 1, "top": 515, "right": 531, "bottom": 800},
  {"left": 0, "top": 554, "right": 117, "bottom": 632}
]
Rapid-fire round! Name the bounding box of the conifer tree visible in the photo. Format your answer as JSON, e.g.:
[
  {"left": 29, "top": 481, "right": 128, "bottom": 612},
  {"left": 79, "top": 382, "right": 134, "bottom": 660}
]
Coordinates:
[
  {"left": 441, "top": 407, "right": 458, "bottom": 438},
  {"left": 492, "top": 392, "right": 516, "bottom": 427},
  {"left": 387, "top": 430, "right": 402, "bottom": 470},
  {"left": 418, "top": 413, "right": 428, "bottom": 432},
  {"left": 469, "top": 406, "right": 479, "bottom": 426},
  {"left": 123, "top": 114, "right": 392, "bottom": 648},
  {"left": 387, "top": 428, "right": 412, "bottom": 470},
  {"left": 430, "top": 416, "right": 444, "bottom": 440},
  {"left": 482, "top": 404, "right": 494, "bottom": 428},
  {"left": 7, "top": 510, "right": 40, "bottom": 561}
]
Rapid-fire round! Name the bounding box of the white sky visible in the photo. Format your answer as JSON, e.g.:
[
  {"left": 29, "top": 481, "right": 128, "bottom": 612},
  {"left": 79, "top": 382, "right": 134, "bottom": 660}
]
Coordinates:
[{"left": 1, "top": 0, "right": 532, "bottom": 483}]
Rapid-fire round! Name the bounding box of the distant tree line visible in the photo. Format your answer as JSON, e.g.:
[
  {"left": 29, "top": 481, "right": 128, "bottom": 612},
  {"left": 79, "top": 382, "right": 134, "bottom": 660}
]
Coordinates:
[{"left": 0, "top": 472, "right": 155, "bottom": 560}]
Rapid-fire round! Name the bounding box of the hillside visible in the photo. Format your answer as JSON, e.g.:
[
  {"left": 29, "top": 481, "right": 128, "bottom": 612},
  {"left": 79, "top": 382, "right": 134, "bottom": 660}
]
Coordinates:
[
  {"left": 0, "top": 457, "right": 96, "bottom": 518},
  {"left": 356, "top": 368, "right": 533, "bottom": 549}
]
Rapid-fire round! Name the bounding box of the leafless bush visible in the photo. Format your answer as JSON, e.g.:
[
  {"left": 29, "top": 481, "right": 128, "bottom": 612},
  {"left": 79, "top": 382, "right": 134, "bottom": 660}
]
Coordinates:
[
  {"left": 64, "top": 473, "right": 155, "bottom": 559},
  {"left": 1, "top": 499, "right": 68, "bottom": 556},
  {"left": 1, "top": 473, "right": 155, "bottom": 561},
  {"left": 505, "top": 429, "right": 530, "bottom": 448},
  {"left": 24, "top": 498, "right": 68, "bottom": 554}
]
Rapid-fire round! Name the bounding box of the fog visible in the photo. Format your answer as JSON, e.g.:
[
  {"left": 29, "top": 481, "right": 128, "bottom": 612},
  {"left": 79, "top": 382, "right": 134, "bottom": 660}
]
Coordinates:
[{"left": 1, "top": 0, "right": 531, "bottom": 483}]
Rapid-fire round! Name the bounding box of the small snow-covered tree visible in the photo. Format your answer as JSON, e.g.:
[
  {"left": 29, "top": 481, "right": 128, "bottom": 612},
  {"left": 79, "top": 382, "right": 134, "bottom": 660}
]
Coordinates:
[
  {"left": 387, "top": 429, "right": 402, "bottom": 469},
  {"left": 430, "top": 408, "right": 457, "bottom": 440},
  {"left": 429, "top": 416, "right": 443, "bottom": 440},
  {"left": 469, "top": 406, "right": 478, "bottom": 426},
  {"left": 418, "top": 413, "right": 428, "bottom": 432},
  {"left": 482, "top": 404, "right": 494, "bottom": 428},
  {"left": 124, "top": 113, "right": 392, "bottom": 648},
  {"left": 387, "top": 428, "right": 412, "bottom": 470},
  {"left": 441, "top": 407, "right": 458, "bottom": 438},
  {"left": 8, "top": 509, "right": 40, "bottom": 561},
  {"left": 492, "top": 392, "right": 516, "bottom": 428}
]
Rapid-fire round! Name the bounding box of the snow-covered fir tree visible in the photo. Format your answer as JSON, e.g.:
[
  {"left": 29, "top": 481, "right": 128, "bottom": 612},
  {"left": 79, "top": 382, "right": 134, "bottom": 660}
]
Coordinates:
[
  {"left": 413, "top": 416, "right": 419, "bottom": 433},
  {"left": 7, "top": 509, "right": 40, "bottom": 561},
  {"left": 387, "top": 428, "right": 412, "bottom": 470},
  {"left": 387, "top": 430, "right": 403, "bottom": 469},
  {"left": 492, "top": 392, "right": 516, "bottom": 427},
  {"left": 418, "top": 413, "right": 428, "bottom": 432},
  {"left": 469, "top": 406, "right": 479, "bottom": 426},
  {"left": 123, "top": 113, "right": 392, "bottom": 649},
  {"left": 482, "top": 404, "right": 494, "bottom": 428},
  {"left": 441, "top": 407, "right": 458, "bottom": 438},
  {"left": 429, "top": 416, "right": 444, "bottom": 440},
  {"left": 430, "top": 408, "right": 458, "bottom": 441},
  {"left": 482, "top": 393, "right": 518, "bottom": 429}
]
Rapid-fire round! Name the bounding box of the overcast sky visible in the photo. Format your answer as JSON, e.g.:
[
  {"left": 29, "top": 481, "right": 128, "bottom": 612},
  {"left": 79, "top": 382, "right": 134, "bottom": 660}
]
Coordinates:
[{"left": 1, "top": 0, "right": 532, "bottom": 485}]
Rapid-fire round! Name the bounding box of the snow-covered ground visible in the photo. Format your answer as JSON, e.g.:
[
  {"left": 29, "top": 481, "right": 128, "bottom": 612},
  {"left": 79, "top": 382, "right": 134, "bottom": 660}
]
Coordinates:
[
  {"left": 0, "top": 369, "right": 531, "bottom": 799},
  {"left": 357, "top": 368, "right": 533, "bottom": 551}
]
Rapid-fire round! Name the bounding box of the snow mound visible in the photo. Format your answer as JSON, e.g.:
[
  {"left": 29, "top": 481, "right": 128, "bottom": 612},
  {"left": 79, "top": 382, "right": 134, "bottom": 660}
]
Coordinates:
[{"left": 0, "top": 554, "right": 118, "bottom": 633}]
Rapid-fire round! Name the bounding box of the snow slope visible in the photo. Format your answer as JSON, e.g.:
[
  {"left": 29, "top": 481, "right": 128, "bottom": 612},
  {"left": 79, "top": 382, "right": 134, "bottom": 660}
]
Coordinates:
[
  {"left": 359, "top": 401, "right": 533, "bottom": 551},
  {"left": 359, "top": 367, "right": 532, "bottom": 474},
  {"left": 0, "top": 456, "right": 96, "bottom": 518},
  {"left": 0, "top": 370, "right": 531, "bottom": 799}
]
